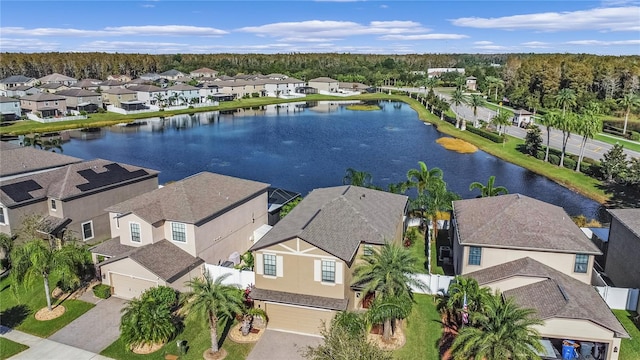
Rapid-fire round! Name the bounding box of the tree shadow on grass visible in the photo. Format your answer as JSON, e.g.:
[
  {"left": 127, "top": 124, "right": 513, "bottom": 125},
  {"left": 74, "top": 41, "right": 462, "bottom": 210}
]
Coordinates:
[
  {"left": 598, "top": 182, "right": 640, "bottom": 209},
  {"left": 218, "top": 317, "right": 234, "bottom": 349},
  {"left": 0, "top": 304, "right": 30, "bottom": 329}
]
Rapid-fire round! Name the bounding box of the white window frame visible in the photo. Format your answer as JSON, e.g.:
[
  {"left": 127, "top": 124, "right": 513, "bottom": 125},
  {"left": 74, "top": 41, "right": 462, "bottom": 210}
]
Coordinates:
[
  {"left": 81, "top": 221, "right": 94, "bottom": 241},
  {"left": 171, "top": 222, "right": 187, "bottom": 243},
  {"left": 0, "top": 206, "right": 7, "bottom": 225},
  {"left": 130, "top": 222, "right": 141, "bottom": 243},
  {"left": 574, "top": 254, "right": 589, "bottom": 273},
  {"left": 263, "top": 253, "right": 277, "bottom": 277},
  {"left": 321, "top": 260, "right": 336, "bottom": 283}
]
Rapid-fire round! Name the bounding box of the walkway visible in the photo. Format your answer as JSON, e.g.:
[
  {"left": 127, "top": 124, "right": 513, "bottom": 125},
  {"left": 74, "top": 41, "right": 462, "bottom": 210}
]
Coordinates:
[{"left": 0, "top": 325, "right": 112, "bottom": 360}]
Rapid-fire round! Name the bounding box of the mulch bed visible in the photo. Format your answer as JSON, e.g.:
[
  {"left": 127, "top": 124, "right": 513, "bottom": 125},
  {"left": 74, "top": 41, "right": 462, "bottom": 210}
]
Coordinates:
[{"left": 34, "top": 305, "right": 65, "bottom": 321}]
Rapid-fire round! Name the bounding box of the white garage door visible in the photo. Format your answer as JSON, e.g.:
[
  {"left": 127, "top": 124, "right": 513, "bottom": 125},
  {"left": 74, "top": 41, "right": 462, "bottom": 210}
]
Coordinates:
[
  {"left": 110, "top": 273, "right": 157, "bottom": 300},
  {"left": 265, "top": 303, "right": 335, "bottom": 336}
]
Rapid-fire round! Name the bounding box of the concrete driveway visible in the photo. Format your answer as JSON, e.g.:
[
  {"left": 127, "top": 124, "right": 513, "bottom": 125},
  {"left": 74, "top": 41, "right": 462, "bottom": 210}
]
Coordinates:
[
  {"left": 246, "top": 330, "right": 322, "bottom": 360},
  {"left": 49, "top": 297, "right": 127, "bottom": 353}
]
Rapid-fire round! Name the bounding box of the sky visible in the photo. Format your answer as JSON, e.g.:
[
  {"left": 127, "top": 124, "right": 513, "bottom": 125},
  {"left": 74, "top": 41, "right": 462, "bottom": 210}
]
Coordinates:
[{"left": 0, "top": 0, "right": 639, "bottom": 55}]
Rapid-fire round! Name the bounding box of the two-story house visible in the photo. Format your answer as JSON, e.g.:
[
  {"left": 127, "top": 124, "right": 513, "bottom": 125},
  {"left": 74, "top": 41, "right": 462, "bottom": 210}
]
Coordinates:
[
  {"left": 20, "top": 93, "right": 67, "bottom": 118},
  {"left": 128, "top": 85, "right": 166, "bottom": 106},
  {"left": 0, "top": 75, "right": 36, "bottom": 93},
  {"left": 0, "top": 96, "right": 21, "bottom": 121},
  {"left": 159, "top": 69, "right": 186, "bottom": 81},
  {"left": 308, "top": 77, "right": 339, "bottom": 94},
  {"left": 603, "top": 209, "right": 640, "bottom": 288},
  {"left": 166, "top": 84, "right": 200, "bottom": 105},
  {"left": 0, "top": 159, "right": 158, "bottom": 242},
  {"left": 37, "top": 73, "right": 77, "bottom": 86},
  {"left": 55, "top": 89, "right": 103, "bottom": 113},
  {"left": 102, "top": 88, "right": 139, "bottom": 109},
  {"left": 190, "top": 67, "right": 218, "bottom": 78},
  {"left": 452, "top": 194, "right": 629, "bottom": 360},
  {"left": 249, "top": 185, "right": 408, "bottom": 335},
  {"left": 91, "top": 172, "right": 270, "bottom": 299}
]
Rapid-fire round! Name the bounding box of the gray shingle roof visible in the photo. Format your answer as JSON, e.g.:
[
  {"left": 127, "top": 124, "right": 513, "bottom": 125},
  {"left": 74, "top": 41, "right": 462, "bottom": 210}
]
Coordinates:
[
  {"left": 608, "top": 209, "right": 640, "bottom": 238},
  {"left": 251, "top": 186, "right": 407, "bottom": 263},
  {"left": 0, "top": 159, "right": 158, "bottom": 206},
  {"left": 98, "top": 240, "right": 204, "bottom": 283},
  {"left": 55, "top": 89, "right": 101, "bottom": 97},
  {"left": 466, "top": 257, "right": 629, "bottom": 338},
  {"left": 38, "top": 83, "right": 66, "bottom": 90},
  {"left": 309, "top": 77, "right": 338, "bottom": 83},
  {"left": 0, "top": 142, "right": 81, "bottom": 178},
  {"left": 127, "top": 85, "right": 163, "bottom": 92},
  {"left": 38, "top": 73, "right": 77, "bottom": 83},
  {"left": 167, "top": 84, "right": 199, "bottom": 91},
  {"left": 0, "top": 75, "right": 34, "bottom": 84},
  {"left": 103, "top": 88, "right": 136, "bottom": 95},
  {"left": 160, "top": 69, "right": 184, "bottom": 76},
  {"left": 250, "top": 288, "right": 349, "bottom": 311},
  {"left": 453, "top": 194, "right": 601, "bottom": 254},
  {"left": 21, "top": 93, "right": 65, "bottom": 102},
  {"left": 106, "top": 172, "right": 269, "bottom": 225},
  {"left": 0, "top": 96, "right": 19, "bottom": 103},
  {"left": 90, "top": 237, "right": 133, "bottom": 257}
]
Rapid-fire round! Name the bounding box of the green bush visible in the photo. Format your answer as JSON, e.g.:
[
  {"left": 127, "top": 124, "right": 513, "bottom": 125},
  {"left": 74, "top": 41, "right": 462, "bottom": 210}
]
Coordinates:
[
  {"left": 466, "top": 126, "right": 505, "bottom": 143},
  {"left": 142, "top": 286, "right": 178, "bottom": 309},
  {"left": 630, "top": 132, "right": 640, "bottom": 141},
  {"left": 251, "top": 92, "right": 260, "bottom": 98},
  {"left": 563, "top": 158, "right": 576, "bottom": 170},
  {"left": 549, "top": 154, "right": 560, "bottom": 165},
  {"left": 97, "top": 107, "right": 106, "bottom": 113},
  {"left": 93, "top": 284, "right": 111, "bottom": 299},
  {"left": 535, "top": 150, "right": 546, "bottom": 160}
]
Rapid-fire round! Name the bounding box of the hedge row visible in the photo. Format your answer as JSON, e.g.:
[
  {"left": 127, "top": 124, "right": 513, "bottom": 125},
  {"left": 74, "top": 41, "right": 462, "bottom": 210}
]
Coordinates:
[
  {"left": 534, "top": 150, "right": 602, "bottom": 176},
  {"left": 466, "top": 126, "right": 505, "bottom": 143}
]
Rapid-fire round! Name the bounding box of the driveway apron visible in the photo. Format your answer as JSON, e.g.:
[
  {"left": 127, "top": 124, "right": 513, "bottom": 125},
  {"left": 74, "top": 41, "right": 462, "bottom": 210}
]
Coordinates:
[{"left": 246, "top": 329, "right": 322, "bottom": 360}]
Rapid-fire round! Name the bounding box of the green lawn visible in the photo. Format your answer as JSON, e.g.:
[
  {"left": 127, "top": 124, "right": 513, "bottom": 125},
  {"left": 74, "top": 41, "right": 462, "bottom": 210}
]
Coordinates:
[
  {"left": 101, "top": 316, "right": 252, "bottom": 360},
  {"left": 613, "top": 310, "right": 640, "bottom": 360},
  {"left": 0, "top": 277, "right": 94, "bottom": 337},
  {"left": 0, "top": 337, "right": 29, "bottom": 359},
  {"left": 593, "top": 133, "right": 640, "bottom": 152},
  {"left": 394, "top": 294, "right": 442, "bottom": 359}
]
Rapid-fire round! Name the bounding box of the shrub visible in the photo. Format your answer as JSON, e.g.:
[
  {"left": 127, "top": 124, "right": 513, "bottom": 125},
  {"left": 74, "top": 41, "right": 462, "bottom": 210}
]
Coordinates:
[
  {"left": 535, "top": 150, "right": 546, "bottom": 160},
  {"left": 142, "top": 286, "right": 178, "bottom": 309},
  {"left": 630, "top": 132, "right": 640, "bottom": 141},
  {"left": 97, "top": 107, "right": 106, "bottom": 113},
  {"left": 466, "top": 126, "right": 505, "bottom": 143},
  {"left": 563, "top": 158, "right": 576, "bottom": 170},
  {"left": 548, "top": 154, "right": 560, "bottom": 165},
  {"left": 251, "top": 92, "right": 260, "bottom": 98},
  {"left": 93, "top": 284, "right": 111, "bottom": 299}
]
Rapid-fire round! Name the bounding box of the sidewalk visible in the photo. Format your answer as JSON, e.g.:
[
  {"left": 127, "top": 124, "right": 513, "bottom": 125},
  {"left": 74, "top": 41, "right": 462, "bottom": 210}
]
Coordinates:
[{"left": 0, "top": 326, "right": 112, "bottom": 360}]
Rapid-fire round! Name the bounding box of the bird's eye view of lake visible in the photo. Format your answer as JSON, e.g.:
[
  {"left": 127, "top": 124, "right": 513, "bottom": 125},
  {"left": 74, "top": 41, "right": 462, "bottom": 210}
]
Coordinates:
[{"left": 61, "top": 100, "right": 605, "bottom": 221}]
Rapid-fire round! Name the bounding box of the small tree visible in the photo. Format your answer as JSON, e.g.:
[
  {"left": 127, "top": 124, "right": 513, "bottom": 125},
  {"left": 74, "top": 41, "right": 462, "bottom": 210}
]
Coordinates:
[
  {"left": 280, "top": 197, "right": 302, "bottom": 219},
  {"left": 600, "top": 143, "right": 629, "bottom": 182},
  {"left": 342, "top": 168, "right": 373, "bottom": 187},
  {"left": 469, "top": 176, "right": 508, "bottom": 198},
  {"left": 524, "top": 125, "right": 543, "bottom": 156}
]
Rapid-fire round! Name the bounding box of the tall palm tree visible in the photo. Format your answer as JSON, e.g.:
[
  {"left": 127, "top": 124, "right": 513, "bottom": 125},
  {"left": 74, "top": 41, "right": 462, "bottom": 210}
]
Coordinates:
[
  {"left": 618, "top": 92, "right": 640, "bottom": 135},
  {"left": 454, "top": 76, "right": 466, "bottom": 91},
  {"left": 406, "top": 161, "right": 443, "bottom": 196},
  {"left": 469, "top": 176, "right": 508, "bottom": 197},
  {"left": 575, "top": 103, "right": 602, "bottom": 172},
  {"left": 557, "top": 112, "right": 578, "bottom": 167},
  {"left": 491, "top": 111, "right": 511, "bottom": 136},
  {"left": 467, "top": 94, "right": 485, "bottom": 128},
  {"left": 538, "top": 111, "right": 560, "bottom": 163},
  {"left": 342, "top": 168, "right": 373, "bottom": 187},
  {"left": 450, "top": 291, "right": 544, "bottom": 360},
  {"left": 120, "top": 293, "right": 177, "bottom": 350},
  {"left": 351, "top": 243, "right": 426, "bottom": 340},
  {"left": 11, "top": 239, "right": 88, "bottom": 311},
  {"left": 365, "top": 293, "right": 413, "bottom": 341},
  {"left": 180, "top": 273, "right": 244, "bottom": 355},
  {"left": 153, "top": 93, "right": 165, "bottom": 108},
  {"left": 450, "top": 89, "right": 466, "bottom": 129},
  {"left": 423, "top": 77, "right": 438, "bottom": 93},
  {"left": 555, "top": 88, "right": 577, "bottom": 118},
  {"left": 423, "top": 180, "right": 459, "bottom": 242}
]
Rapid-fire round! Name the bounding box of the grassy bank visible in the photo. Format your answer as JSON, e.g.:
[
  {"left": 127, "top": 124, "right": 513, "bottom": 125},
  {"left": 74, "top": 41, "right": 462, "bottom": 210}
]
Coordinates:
[
  {"left": 0, "top": 337, "right": 29, "bottom": 359},
  {"left": 594, "top": 133, "right": 640, "bottom": 152}
]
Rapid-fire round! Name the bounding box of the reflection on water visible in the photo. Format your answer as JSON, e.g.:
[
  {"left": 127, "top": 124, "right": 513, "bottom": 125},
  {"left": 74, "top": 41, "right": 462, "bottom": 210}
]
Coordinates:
[{"left": 62, "top": 101, "right": 606, "bottom": 221}]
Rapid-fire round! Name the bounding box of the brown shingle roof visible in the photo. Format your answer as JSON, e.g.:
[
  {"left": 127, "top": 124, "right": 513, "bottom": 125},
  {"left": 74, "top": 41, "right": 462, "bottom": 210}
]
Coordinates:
[
  {"left": 466, "top": 257, "right": 629, "bottom": 338},
  {"left": 0, "top": 142, "right": 81, "bottom": 178},
  {"left": 167, "top": 84, "right": 199, "bottom": 91},
  {"left": 90, "top": 237, "right": 133, "bottom": 257},
  {"left": 38, "top": 73, "right": 77, "bottom": 83},
  {"left": 21, "top": 93, "right": 65, "bottom": 101},
  {"left": 106, "top": 172, "right": 269, "bottom": 225},
  {"left": 103, "top": 88, "right": 136, "bottom": 95},
  {"left": 453, "top": 194, "right": 601, "bottom": 254},
  {"left": 127, "top": 85, "right": 164, "bottom": 92},
  {"left": 0, "top": 96, "right": 20, "bottom": 103},
  {"left": 251, "top": 186, "right": 407, "bottom": 263},
  {"left": 309, "top": 77, "right": 338, "bottom": 83},
  {"left": 250, "top": 288, "right": 348, "bottom": 311},
  {"left": 56, "top": 89, "right": 101, "bottom": 97},
  {"left": 608, "top": 209, "right": 640, "bottom": 238}
]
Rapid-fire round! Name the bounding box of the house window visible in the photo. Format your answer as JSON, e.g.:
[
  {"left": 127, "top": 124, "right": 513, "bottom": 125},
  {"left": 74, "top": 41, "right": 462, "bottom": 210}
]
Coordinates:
[
  {"left": 468, "top": 246, "right": 482, "bottom": 266},
  {"left": 363, "top": 244, "right": 374, "bottom": 256},
  {"left": 322, "top": 260, "right": 336, "bottom": 283},
  {"left": 0, "top": 206, "right": 7, "bottom": 225},
  {"left": 130, "top": 222, "right": 141, "bottom": 243},
  {"left": 263, "top": 254, "right": 276, "bottom": 276},
  {"left": 81, "top": 221, "right": 94, "bottom": 241},
  {"left": 50, "top": 199, "right": 57, "bottom": 211},
  {"left": 171, "top": 222, "right": 186, "bottom": 243},
  {"left": 574, "top": 254, "right": 589, "bottom": 273}
]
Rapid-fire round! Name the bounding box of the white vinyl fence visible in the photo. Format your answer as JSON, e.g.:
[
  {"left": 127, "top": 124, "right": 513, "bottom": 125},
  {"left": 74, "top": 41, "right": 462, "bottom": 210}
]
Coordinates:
[
  {"left": 595, "top": 286, "right": 639, "bottom": 311},
  {"left": 411, "top": 273, "right": 456, "bottom": 295},
  {"left": 204, "top": 264, "right": 255, "bottom": 289}
]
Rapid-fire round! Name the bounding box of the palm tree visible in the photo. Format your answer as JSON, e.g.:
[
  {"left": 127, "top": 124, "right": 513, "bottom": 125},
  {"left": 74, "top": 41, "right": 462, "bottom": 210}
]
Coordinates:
[
  {"left": 153, "top": 93, "right": 165, "bottom": 108},
  {"left": 555, "top": 88, "right": 577, "bottom": 118},
  {"left": 450, "top": 89, "right": 466, "bottom": 129},
  {"left": 365, "top": 293, "right": 413, "bottom": 341},
  {"left": 351, "top": 243, "right": 426, "bottom": 340},
  {"left": 450, "top": 291, "right": 544, "bottom": 360},
  {"left": 467, "top": 94, "right": 485, "bottom": 128},
  {"left": 406, "top": 161, "right": 443, "bottom": 196},
  {"left": 469, "top": 176, "right": 508, "bottom": 197},
  {"left": 454, "top": 76, "right": 466, "bottom": 91},
  {"left": 11, "top": 239, "right": 89, "bottom": 311},
  {"left": 120, "top": 292, "right": 177, "bottom": 350},
  {"left": 538, "top": 111, "right": 560, "bottom": 162},
  {"left": 491, "top": 111, "right": 511, "bottom": 136},
  {"left": 575, "top": 103, "right": 602, "bottom": 172},
  {"left": 423, "top": 181, "right": 459, "bottom": 242},
  {"left": 445, "top": 276, "right": 491, "bottom": 325},
  {"left": 180, "top": 272, "right": 244, "bottom": 355},
  {"left": 423, "top": 77, "right": 438, "bottom": 93},
  {"left": 618, "top": 92, "right": 640, "bottom": 135},
  {"left": 342, "top": 168, "right": 373, "bottom": 187},
  {"left": 557, "top": 112, "right": 578, "bottom": 167}
]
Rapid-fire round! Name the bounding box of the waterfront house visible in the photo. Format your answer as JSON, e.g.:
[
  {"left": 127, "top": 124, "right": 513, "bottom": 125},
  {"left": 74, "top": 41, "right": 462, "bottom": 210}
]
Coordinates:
[
  {"left": 0, "top": 158, "right": 159, "bottom": 242},
  {"left": 250, "top": 185, "right": 408, "bottom": 335},
  {"left": 0, "top": 96, "right": 21, "bottom": 121},
  {"left": 0, "top": 142, "right": 81, "bottom": 182},
  {"left": 20, "top": 93, "right": 67, "bottom": 118},
  {"left": 102, "top": 88, "right": 141, "bottom": 109},
  {"left": 92, "top": 172, "right": 270, "bottom": 299},
  {"left": 128, "top": 84, "right": 166, "bottom": 106},
  {"left": 308, "top": 77, "right": 339, "bottom": 93},
  {"left": 56, "top": 89, "right": 103, "bottom": 113},
  {"left": 166, "top": 84, "right": 200, "bottom": 105},
  {"left": 603, "top": 209, "right": 640, "bottom": 288}
]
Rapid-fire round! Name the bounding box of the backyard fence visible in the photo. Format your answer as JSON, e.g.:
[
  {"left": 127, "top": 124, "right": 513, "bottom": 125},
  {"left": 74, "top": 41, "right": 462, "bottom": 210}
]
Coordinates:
[
  {"left": 411, "top": 273, "right": 456, "bottom": 296},
  {"left": 204, "top": 264, "right": 255, "bottom": 289},
  {"left": 595, "top": 286, "right": 639, "bottom": 311}
]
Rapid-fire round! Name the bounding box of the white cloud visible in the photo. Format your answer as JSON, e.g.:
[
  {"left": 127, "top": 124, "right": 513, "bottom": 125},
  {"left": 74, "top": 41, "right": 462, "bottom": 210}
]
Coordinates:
[
  {"left": 380, "top": 4, "right": 388, "bottom": 8},
  {"left": 521, "top": 41, "right": 550, "bottom": 48},
  {"left": 0, "top": 25, "right": 228, "bottom": 37},
  {"left": 379, "top": 34, "right": 468, "bottom": 40},
  {"left": 451, "top": 6, "right": 640, "bottom": 32},
  {"left": 0, "top": 38, "right": 60, "bottom": 51},
  {"left": 566, "top": 39, "right": 640, "bottom": 45},
  {"left": 474, "top": 44, "right": 509, "bottom": 51},
  {"left": 474, "top": 40, "right": 494, "bottom": 45}
]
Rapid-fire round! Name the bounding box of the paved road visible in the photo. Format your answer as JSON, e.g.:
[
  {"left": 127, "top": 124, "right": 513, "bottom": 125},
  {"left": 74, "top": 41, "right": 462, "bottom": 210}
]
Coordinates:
[
  {"left": 48, "top": 297, "right": 127, "bottom": 353},
  {"left": 382, "top": 86, "right": 640, "bottom": 161}
]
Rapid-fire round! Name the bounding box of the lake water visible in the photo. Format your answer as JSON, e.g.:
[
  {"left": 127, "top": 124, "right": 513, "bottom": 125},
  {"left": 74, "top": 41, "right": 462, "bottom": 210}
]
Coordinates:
[{"left": 61, "top": 100, "right": 605, "bottom": 220}]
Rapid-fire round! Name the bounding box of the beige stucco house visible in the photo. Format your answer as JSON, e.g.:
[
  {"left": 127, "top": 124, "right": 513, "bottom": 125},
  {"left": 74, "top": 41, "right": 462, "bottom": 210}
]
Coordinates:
[
  {"left": 0, "top": 158, "right": 158, "bottom": 243},
  {"left": 102, "top": 88, "right": 139, "bottom": 109},
  {"left": 308, "top": 77, "right": 339, "bottom": 93},
  {"left": 20, "top": 93, "right": 67, "bottom": 118},
  {"left": 56, "top": 89, "right": 103, "bottom": 113},
  {"left": 91, "top": 172, "right": 270, "bottom": 299},
  {"left": 249, "top": 185, "right": 408, "bottom": 335},
  {"left": 190, "top": 67, "right": 218, "bottom": 78}
]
